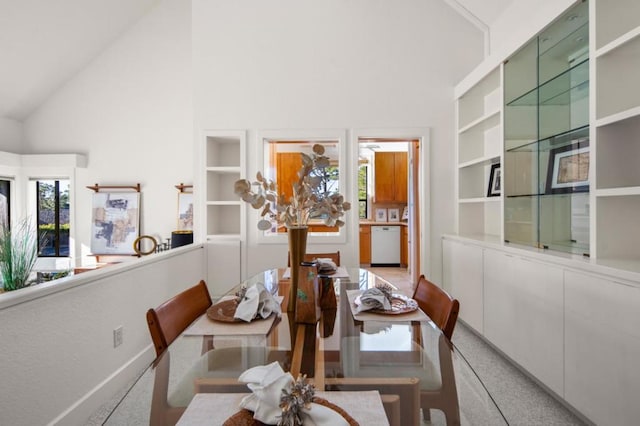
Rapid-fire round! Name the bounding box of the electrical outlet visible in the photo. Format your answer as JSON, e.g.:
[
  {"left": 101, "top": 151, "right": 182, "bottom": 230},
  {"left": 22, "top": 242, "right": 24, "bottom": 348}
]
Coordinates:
[{"left": 113, "top": 326, "right": 123, "bottom": 348}]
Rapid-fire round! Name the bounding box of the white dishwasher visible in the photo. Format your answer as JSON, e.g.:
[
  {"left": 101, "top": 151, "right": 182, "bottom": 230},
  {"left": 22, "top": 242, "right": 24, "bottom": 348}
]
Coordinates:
[{"left": 370, "top": 225, "right": 401, "bottom": 266}]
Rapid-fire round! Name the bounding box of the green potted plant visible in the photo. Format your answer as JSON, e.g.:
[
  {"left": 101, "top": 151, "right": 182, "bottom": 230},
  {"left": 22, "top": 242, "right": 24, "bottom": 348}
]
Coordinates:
[{"left": 0, "top": 218, "right": 39, "bottom": 292}]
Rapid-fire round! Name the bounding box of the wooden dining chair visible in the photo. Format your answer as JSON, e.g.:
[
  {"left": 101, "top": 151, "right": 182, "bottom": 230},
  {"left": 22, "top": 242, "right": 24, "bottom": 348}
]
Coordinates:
[
  {"left": 146, "top": 280, "right": 212, "bottom": 357},
  {"left": 412, "top": 275, "right": 460, "bottom": 340},
  {"left": 287, "top": 250, "right": 341, "bottom": 266}
]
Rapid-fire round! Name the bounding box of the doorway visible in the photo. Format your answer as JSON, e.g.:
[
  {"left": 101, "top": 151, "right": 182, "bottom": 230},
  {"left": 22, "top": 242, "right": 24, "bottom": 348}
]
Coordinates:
[{"left": 357, "top": 135, "right": 428, "bottom": 283}]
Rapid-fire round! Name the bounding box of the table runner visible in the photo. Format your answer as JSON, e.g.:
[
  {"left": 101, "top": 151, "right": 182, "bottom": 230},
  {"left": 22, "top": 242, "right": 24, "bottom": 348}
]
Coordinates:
[
  {"left": 346, "top": 289, "right": 431, "bottom": 322},
  {"left": 175, "top": 391, "right": 389, "bottom": 426}
]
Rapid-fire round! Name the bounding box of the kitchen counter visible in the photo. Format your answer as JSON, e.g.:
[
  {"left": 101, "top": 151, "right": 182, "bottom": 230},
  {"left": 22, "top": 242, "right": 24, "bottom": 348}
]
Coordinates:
[{"left": 359, "top": 220, "right": 408, "bottom": 226}]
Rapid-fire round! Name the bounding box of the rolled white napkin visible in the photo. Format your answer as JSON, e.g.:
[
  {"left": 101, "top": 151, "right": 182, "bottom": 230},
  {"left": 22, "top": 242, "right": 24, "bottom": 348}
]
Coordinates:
[
  {"left": 314, "top": 258, "right": 337, "bottom": 273},
  {"left": 355, "top": 287, "right": 392, "bottom": 313},
  {"left": 238, "top": 362, "right": 349, "bottom": 425},
  {"left": 233, "top": 283, "right": 282, "bottom": 322}
]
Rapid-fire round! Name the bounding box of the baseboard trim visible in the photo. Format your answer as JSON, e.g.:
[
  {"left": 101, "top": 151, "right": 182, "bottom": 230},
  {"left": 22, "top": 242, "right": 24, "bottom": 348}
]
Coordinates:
[{"left": 49, "top": 344, "right": 155, "bottom": 426}]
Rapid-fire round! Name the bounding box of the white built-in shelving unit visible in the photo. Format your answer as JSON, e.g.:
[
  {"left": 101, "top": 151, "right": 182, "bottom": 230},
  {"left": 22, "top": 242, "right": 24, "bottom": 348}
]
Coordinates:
[
  {"left": 203, "top": 130, "right": 246, "bottom": 240},
  {"left": 592, "top": 0, "right": 640, "bottom": 266},
  {"left": 455, "top": 67, "right": 503, "bottom": 242}
]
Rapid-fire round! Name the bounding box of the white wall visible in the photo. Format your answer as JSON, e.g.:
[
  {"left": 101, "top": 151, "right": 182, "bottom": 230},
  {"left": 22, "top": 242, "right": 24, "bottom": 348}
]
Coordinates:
[
  {"left": 489, "top": 0, "right": 577, "bottom": 61},
  {"left": 0, "top": 245, "right": 206, "bottom": 426},
  {"left": 193, "top": 0, "right": 484, "bottom": 282},
  {"left": 22, "top": 0, "right": 193, "bottom": 265},
  {"left": 0, "top": 117, "right": 23, "bottom": 153}
]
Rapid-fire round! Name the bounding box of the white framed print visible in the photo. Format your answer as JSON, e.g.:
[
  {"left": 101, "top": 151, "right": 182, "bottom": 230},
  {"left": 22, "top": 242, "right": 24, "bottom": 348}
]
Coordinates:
[
  {"left": 388, "top": 208, "right": 400, "bottom": 222},
  {"left": 375, "top": 208, "right": 388, "bottom": 222}
]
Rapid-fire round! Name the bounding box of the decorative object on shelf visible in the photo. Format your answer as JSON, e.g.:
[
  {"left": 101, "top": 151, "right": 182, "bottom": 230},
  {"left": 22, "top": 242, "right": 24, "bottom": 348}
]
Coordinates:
[
  {"left": 401, "top": 205, "right": 409, "bottom": 221},
  {"left": 170, "top": 230, "right": 193, "bottom": 248},
  {"left": 0, "top": 217, "right": 39, "bottom": 291},
  {"left": 487, "top": 163, "right": 501, "bottom": 197},
  {"left": 234, "top": 144, "right": 350, "bottom": 314},
  {"left": 388, "top": 208, "right": 400, "bottom": 222},
  {"left": 175, "top": 183, "right": 193, "bottom": 231},
  {"left": 545, "top": 138, "right": 590, "bottom": 194},
  {"left": 375, "top": 208, "right": 387, "bottom": 222},
  {"left": 295, "top": 262, "right": 321, "bottom": 324},
  {"left": 133, "top": 235, "right": 157, "bottom": 256},
  {"left": 87, "top": 184, "right": 141, "bottom": 255},
  {"left": 228, "top": 361, "right": 357, "bottom": 426}
]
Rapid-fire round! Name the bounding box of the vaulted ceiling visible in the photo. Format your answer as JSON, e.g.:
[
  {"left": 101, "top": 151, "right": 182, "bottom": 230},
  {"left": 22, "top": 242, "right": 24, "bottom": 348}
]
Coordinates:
[{"left": 0, "top": 0, "right": 512, "bottom": 122}]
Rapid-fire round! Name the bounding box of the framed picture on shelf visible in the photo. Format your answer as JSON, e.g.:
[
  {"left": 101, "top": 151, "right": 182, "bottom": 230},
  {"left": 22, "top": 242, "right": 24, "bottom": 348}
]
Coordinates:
[
  {"left": 177, "top": 192, "right": 194, "bottom": 231},
  {"left": 401, "top": 206, "right": 409, "bottom": 220},
  {"left": 487, "top": 163, "right": 501, "bottom": 197},
  {"left": 388, "top": 208, "right": 400, "bottom": 222},
  {"left": 375, "top": 208, "right": 388, "bottom": 222},
  {"left": 90, "top": 192, "right": 140, "bottom": 255},
  {"left": 545, "top": 138, "right": 590, "bottom": 194}
]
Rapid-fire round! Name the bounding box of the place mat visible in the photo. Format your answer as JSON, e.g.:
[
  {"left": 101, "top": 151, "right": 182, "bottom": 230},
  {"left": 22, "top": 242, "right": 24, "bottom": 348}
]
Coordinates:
[
  {"left": 282, "top": 266, "right": 350, "bottom": 279},
  {"left": 176, "top": 391, "right": 389, "bottom": 426},
  {"left": 346, "top": 290, "right": 431, "bottom": 322},
  {"left": 183, "top": 296, "right": 281, "bottom": 336}
]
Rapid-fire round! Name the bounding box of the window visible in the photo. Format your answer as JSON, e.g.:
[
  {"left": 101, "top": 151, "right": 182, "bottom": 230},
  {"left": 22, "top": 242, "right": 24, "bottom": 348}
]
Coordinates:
[
  {"left": 37, "top": 180, "right": 70, "bottom": 257},
  {"left": 258, "top": 129, "right": 347, "bottom": 244},
  {"left": 0, "top": 179, "right": 10, "bottom": 226},
  {"left": 358, "top": 165, "right": 368, "bottom": 219}
]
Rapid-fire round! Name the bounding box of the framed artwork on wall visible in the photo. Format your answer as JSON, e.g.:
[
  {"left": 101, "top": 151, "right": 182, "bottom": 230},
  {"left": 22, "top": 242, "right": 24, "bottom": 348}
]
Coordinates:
[
  {"left": 487, "top": 163, "right": 501, "bottom": 197},
  {"left": 375, "top": 208, "right": 388, "bottom": 222},
  {"left": 90, "top": 192, "right": 140, "bottom": 254},
  {"left": 545, "top": 138, "right": 590, "bottom": 194},
  {"left": 388, "top": 208, "right": 400, "bottom": 222}
]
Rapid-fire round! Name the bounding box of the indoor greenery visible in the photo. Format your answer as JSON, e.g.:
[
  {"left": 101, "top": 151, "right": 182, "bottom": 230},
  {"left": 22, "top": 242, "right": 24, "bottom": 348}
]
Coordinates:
[{"left": 0, "top": 218, "right": 39, "bottom": 291}]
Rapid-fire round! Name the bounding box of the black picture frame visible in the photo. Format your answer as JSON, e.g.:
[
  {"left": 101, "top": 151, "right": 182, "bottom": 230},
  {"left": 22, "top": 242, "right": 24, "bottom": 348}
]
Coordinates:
[
  {"left": 545, "top": 138, "right": 590, "bottom": 194},
  {"left": 487, "top": 163, "right": 501, "bottom": 197}
]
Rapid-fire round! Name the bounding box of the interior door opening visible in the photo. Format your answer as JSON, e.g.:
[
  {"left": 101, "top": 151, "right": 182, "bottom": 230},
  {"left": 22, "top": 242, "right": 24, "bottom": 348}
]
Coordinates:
[{"left": 357, "top": 137, "right": 421, "bottom": 286}]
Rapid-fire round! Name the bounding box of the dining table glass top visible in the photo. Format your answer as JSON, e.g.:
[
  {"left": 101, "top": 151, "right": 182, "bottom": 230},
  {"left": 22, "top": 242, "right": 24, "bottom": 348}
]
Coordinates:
[{"left": 103, "top": 268, "right": 507, "bottom": 426}]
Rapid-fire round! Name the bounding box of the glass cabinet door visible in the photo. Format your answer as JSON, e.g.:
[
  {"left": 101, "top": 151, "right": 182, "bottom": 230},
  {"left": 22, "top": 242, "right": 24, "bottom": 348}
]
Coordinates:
[{"left": 504, "top": 0, "right": 590, "bottom": 255}]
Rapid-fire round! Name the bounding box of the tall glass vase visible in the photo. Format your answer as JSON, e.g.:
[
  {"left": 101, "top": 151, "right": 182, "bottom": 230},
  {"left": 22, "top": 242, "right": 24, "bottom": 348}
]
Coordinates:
[{"left": 287, "top": 226, "right": 308, "bottom": 313}]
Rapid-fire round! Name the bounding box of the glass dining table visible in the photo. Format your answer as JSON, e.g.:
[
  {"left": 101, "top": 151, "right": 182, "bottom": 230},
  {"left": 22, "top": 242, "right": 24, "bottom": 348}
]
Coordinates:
[{"left": 103, "top": 268, "right": 506, "bottom": 426}]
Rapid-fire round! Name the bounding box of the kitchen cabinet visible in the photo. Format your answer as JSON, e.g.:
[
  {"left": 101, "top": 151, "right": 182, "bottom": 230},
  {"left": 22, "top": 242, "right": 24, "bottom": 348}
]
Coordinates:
[
  {"left": 374, "top": 152, "right": 407, "bottom": 203},
  {"left": 359, "top": 224, "right": 371, "bottom": 264}
]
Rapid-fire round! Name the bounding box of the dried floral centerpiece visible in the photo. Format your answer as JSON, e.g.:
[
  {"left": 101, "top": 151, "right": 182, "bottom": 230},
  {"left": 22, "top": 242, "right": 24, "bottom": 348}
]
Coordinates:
[
  {"left": 234, "top": 144, "right": 351, "bottom": 231},
  {"left": 234, "top": 144, "right": 350, "bottom": 314}
]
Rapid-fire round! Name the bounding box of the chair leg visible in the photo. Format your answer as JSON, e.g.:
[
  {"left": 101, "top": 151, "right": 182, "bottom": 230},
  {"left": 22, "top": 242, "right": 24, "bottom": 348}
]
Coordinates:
[{"left": 381, "top": 394, "right": 401, "bottom": 426}]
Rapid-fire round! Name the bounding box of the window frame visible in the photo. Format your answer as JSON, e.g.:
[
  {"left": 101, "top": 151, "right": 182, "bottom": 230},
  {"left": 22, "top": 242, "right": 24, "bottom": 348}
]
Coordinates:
[
  {"left": 36, "top": 179, "right": 70, "bottom": 258},
  {"left": 256, "top": 129, "right": 348, "bottom": 245}
]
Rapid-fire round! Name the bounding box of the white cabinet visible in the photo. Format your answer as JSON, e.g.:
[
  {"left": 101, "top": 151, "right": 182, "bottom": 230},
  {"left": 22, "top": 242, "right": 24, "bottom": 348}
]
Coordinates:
[
  {"left": 564, "top": 270, "right": 640, "bottom": 425},
  {"left": 484, "top": 249, "right": 564, "bottom": 395},
  {"left": 455, "top": 67, "right": 503, "bottom": 241},
  {"left": 443, "top": 239, "right": 484, "bottom": 333}
]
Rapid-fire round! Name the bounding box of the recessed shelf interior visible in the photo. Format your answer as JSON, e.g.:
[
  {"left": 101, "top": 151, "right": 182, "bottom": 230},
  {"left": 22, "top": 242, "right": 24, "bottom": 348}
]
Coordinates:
[
  {"left": 206, "top": 137, "right": 241, "bottom": 168},
  {"left": 597, "top": 195, "right": 640, "bottom": 260},
  {"left": 596, "top": 35, "right": 640, "bottom": 119},
  {"left": 207, "top": 204, "right": 241, "bottom": 235},
  {"left": 458, "top": 113, "right": 501, "bottom": 164},
  {"left": 596, "top": 114, "right": 640, "bottom": 189},
  {"left": 459, "top": 162, "right": 498, "bottom": 199},
  {"left": 459, "top": 201, "right": 501, "bottom": 237},
  {"left": 595, "top": 0, "right": 640, "bottom": 49},
  {"left": 207, "top": 170, "right": 241, "bottom": 201},
  {"left": 458, "top": 69, "right": 501, "bottom": 129}
]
